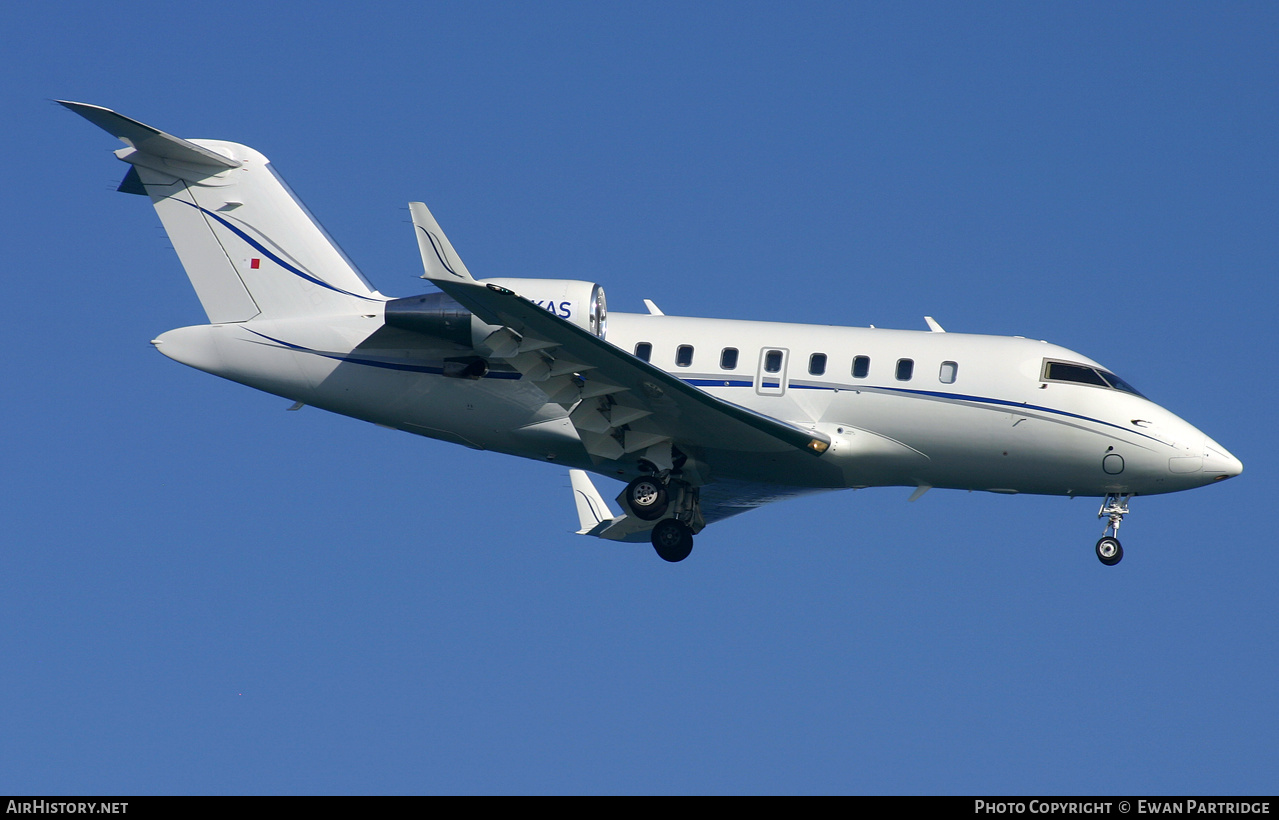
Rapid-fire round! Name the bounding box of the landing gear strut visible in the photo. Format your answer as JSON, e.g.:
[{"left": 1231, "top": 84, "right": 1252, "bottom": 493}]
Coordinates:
[{"left": 1095, "top": 493, "right": 1131, "bottom": 566}]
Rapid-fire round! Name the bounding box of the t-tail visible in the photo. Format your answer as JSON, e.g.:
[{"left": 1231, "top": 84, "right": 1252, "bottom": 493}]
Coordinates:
[{"left": 59, "top": 101, "right": 383, "bottom": 321}]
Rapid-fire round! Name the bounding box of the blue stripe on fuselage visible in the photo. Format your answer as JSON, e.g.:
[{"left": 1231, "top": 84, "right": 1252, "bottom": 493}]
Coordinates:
[{"left": 678, "top": 376, "right": 1163, "bottom": 445}]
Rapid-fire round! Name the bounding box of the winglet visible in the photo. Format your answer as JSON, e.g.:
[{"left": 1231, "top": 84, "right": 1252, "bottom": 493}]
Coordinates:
[
  {"left": 408, "top": 201, "right": 475, "bottom": 283},
  {"left": 570, "top": 470, "right": 617, "bottom": 534},
  {"left": 57, "top": 100, "right": 241, "bottom": 169}
]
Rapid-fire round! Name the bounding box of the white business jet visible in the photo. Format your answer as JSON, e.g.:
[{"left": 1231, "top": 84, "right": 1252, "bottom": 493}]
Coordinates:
[{"left": 62, "top": 101, "right": 1242, "bottom": 565}]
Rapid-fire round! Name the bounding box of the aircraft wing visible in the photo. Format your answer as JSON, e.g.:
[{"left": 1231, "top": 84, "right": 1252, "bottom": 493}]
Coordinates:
[
  {"left": 430, "top": 275, "right": 832, "bottom": 463},
  {"left": 406, "top": 200, "right": 831, "bottom": 464}
]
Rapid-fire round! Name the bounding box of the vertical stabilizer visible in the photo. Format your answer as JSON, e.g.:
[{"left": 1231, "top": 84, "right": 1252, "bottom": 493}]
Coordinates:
[{"left": 61, "top": 101, "right": 383, "bottom": 322}]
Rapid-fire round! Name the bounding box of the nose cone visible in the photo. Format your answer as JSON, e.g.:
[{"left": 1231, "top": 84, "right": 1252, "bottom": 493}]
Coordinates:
[{"left": 1203, "top": 437, "right": 1243, "bottom": 481}]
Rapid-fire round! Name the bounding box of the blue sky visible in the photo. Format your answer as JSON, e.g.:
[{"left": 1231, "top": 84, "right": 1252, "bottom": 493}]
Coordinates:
[{"left": 3, "top": 1, "right": 1275, "bottom": 795}]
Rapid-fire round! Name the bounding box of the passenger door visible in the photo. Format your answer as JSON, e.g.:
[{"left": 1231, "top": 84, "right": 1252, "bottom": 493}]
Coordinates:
[{"left": 755, "top": 347, "right": 789, "bottom": 396}]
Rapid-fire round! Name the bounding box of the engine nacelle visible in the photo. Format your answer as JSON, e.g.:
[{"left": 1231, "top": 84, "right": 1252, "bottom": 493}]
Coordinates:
[
  {"left": 480, "top": 278, "right": 607, "bottom": 340},
  {"left": 382, "top": 280, "right": 608, "bottom": 352}
]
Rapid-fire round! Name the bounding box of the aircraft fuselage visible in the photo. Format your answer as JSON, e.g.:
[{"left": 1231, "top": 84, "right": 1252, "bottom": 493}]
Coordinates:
[{"left": 153, "top": 307, "right": 1240, "bottom": 499}]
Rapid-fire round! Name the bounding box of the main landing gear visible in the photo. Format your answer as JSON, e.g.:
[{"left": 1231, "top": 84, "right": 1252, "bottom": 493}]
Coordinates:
[
  {"left": 624, "top": 475, "right": 669, "bottom": 521},
  {"left": 651, "top": 518, "right": 694, "bottom": 563},
  {"left": 623, "top": 473, "right": 702, "bottom": 563},
  {"left": 1095, "top": 493, "right": 1132, "bottom": 566}
]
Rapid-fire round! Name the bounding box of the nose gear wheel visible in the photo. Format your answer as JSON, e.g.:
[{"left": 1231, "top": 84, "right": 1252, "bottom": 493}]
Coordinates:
[
  {"left": 1095, "top": 494, "right": 1132, "bottom": 566},
  {"left": 1096, "top": 536, "right": 1123, "bottom": 566}
]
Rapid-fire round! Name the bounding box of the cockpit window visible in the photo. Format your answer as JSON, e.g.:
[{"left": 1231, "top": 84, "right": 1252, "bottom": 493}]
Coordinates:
[
  {"left": 1044, "top": 361, "right": 1109, "bottom": 387},
  {"left": 1042, "top": 360, "right": 1145, "bottom": 398},
  {"left": 1098, "top": 370, "right": 1144, "bottom": 398}
]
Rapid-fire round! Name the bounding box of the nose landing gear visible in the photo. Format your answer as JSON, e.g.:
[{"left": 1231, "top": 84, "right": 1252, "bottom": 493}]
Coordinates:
[{"left": 1095, "top": 493, "right": 1131, "bottom": 566}]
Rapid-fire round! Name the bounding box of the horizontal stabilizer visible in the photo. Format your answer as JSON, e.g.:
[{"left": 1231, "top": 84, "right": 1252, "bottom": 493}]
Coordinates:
[
  {"left": 57, "top": 100, "right": 240, "bottom": 168},
  {"left": 117, "top": 165, "right": 147, "bottom": 195}
]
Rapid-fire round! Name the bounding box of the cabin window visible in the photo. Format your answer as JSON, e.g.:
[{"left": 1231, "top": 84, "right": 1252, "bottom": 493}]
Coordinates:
[
  {"left": 721, "top": 347, "right": 739, "bottom": 370},
  {"left": 764, "top": 349, "right": 783, "bottom": 373},
  {"left": 809, "top": 353, "right": 827, "bottom": 376},
  {"left": 634, "top": 342, "right": 652, "bottom": 362},
  {"left": 852, "top": 356, "right": 870, "bottom": 379},
  {"left": 676, "top": 345, "right": 694, "bottom": 367},
  {"left": 896, "top": 358, "right": 914, "bottom": 381},
  {"left": 939, "top": 361, "right": 958, "bottom": 384}
]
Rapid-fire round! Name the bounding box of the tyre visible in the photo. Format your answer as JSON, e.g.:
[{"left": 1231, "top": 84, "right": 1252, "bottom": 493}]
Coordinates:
[
  {"left": 651, "top": 519, "right": 694, "bottom": 562},
  {"left": 626, "top": 476, "right": 669, "bottom": 521},
  {"left": 1096, "top": 536, "right": 1123, "bottom": 566}
]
